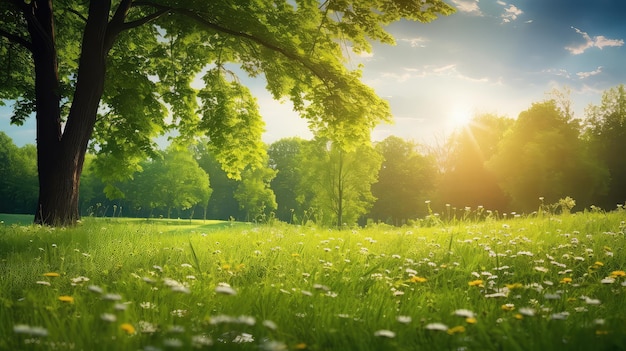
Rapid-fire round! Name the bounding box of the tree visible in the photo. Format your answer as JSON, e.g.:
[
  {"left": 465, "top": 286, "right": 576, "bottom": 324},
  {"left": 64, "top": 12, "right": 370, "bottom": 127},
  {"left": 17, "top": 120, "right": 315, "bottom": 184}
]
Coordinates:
[
  {"left": 0, "top": 1, "right": 454, "bottom": 225},
  {"left": 233, "top": 157, "right": 277, "bottom": 223},
  {"left": 0, "top": 133, "right": 38, "bottom": 214},
  {"left": 300, "top": 139, "right": 382, "bottom": 227},
  {"left": 487, "top": 101, "right": 607, "bottom": 212},
  {"left": 438, "top": 114, "right": 513, "bottom": 212},
  {"left": 370, "top": 136, "right": 437, "bottom": 225},
  {"left": 584, "top": 85, "right": 626, "bottom": 209},
  {"left": 125, "top": 147, "right": 211, "bottom": 218},
  {"left": 268, "top": 137, "right": 307, "bottom": 223}
]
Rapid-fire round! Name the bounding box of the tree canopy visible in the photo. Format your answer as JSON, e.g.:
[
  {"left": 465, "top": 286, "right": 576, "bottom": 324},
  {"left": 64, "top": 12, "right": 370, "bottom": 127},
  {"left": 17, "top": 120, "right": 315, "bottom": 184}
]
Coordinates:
[{"left": 0, "top": 0, "right": 454, "bottom": 225}]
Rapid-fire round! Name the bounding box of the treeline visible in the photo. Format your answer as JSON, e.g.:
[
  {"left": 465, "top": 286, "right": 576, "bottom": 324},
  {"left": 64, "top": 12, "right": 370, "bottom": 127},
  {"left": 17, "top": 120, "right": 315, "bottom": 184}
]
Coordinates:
[{"left": 2, "top": 85, "right": 625, "bottom": 226}]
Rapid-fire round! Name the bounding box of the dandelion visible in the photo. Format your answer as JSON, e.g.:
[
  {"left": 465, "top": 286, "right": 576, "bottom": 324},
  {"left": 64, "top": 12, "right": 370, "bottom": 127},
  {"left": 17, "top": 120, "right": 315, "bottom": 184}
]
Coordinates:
[
  {"left": 505, "top": 283, "right": 523, "bottom": 290},
  {"left": 468, "top": 279, "right": 483, "bottom": 287},
  {"left": 410, "top": 276, "right": 428, "bottom": 283},
  {"left": 425, "top": 323, "right": 449, "bottom": 331},
  {"left": 58, "top": 295, "right": 74, "bottom": 303},
  {"left": 514, "top": 314, "right": 524, "bottom": 320},
  {"left": 295, "top": 343, "right": 308, "bottom": 350},
  {"left": 559, "top": 277, "right": 572, "bottom": 284},
  {"left": 447, "top": 326, "right": 466, "bottom": 335},
  {"left": 610, "top": 270, "right": 626, "bottom": 278},
  {"left": 465, "top": 317, "right": 477, "bottom": 324},
  {"left": 374, "top": 329, "right": 396, "bottom": 338},
  {"left": 501, "top": 304, "right": 515, "bottom": 311},
  {"left": 43, "top": 272, "right": 60, "bottom": 277},
  {"left": 120, "top": 323, "right": 136, "bottom": 335}
]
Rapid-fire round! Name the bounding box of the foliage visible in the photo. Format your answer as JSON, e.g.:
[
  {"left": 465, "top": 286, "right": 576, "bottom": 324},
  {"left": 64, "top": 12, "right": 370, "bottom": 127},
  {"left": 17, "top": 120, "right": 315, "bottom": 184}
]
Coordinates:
[
  {"left": 584, "top": 84, "right": 626, "bottom": 208},
  {"left": 370, "top": 136, "right": 437, "bottom": 225},
  {"left": 0, "top": 0, "right": 454, "bottom": 225},
  {"left": 233, "top": 155, "right": 277, "bottom": 223},
  {"left": 268, "top": 137, "right": 308, "bottom": 223},
  {"left": 439, "top": 114, "right": 513, "bottom": 211},
  {"left": 487, "top": 100, "right": 608, "bottom": 212},
  {"left": 2, "top": 211, "right": 626, "bottom": 350},
  {"left": 299, "top": 138, "right": 382, "bottom": 227},
  {"left": 0, "top": 132, "right": 37, "bottom": 214}
]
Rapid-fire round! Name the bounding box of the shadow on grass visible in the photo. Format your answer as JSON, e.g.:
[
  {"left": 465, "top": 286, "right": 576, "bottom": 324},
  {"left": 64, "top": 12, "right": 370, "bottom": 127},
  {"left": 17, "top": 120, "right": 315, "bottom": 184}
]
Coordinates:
[{"left": 0, "top": 214, "right": 34, "bottom": 226}]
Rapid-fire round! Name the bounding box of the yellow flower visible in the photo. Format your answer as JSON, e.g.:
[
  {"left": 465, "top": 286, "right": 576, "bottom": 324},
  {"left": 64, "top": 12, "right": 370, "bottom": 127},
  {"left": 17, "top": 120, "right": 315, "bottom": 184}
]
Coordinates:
[
  {"left": 591, "top": 261, "right": 604, "bottom": 270},
  {"left": 560, "top": 277, "right": 572, "bottom": 284},
  {"left": 294, "top": 343, "right": 307, "bottom": 350},
  {"left": 410, "top": 276, "right": 428, "bottom": 283},
  {"left": 291, "top": 253, "right": 300, "bottom": 257},
  {"left": 465, "top": 317, "right": 477, "bottom": 324},
  {"left": 221, "top": 264, "right": 231, "bottom": 270},
  {"left": 447, "top": 325, "right": 466, "bottom": 335},
  {"left": 236, "top": 263, "right": 245, "bottom": 271},
  {"left": 501, "top": 304, "right": 515, "bottom": 312},
  {"left": 120, "top": 323, "right": 136, "bottom": 335},
  {"left": 595, "top": 329, "right": 609, "bottom": 335},
  {"left": 468, "top": 279, "right": 483, "bottom": 287},
  {"left": 505, "top": 283, "right": 523, "bottom": 290},
  {"left": 610, "top": 270, "right": 626, "bottom": 278},
  {"left": 43, "top": 272, "right": 60, "bottom": 277},
  {"left": 58, "top": 295, "right": 74, "bottom": 303},
  {"left": 514, "top": 314, "right": 523, "bottom": 320}
]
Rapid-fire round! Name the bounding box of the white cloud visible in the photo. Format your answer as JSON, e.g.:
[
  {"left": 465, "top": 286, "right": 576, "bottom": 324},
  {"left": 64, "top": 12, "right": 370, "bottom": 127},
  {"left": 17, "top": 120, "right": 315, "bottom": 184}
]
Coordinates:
[
  {"left": 380, "top": 64, "right": 489, "bottom": 84},
  {"left": 566, "top": 27, "right": 624, "bottom": 55},
  {"left": 497, "top": 1, "right": 523, "bottom": 23},
  {"left": 399, "top": 37, "right": 428, "bottom": 48},
  {"left": 450, "top": 0, "right": 482, "bottom": 15},
  {"left": 576, "top": 66, "right": 603, "bottom": 79}
]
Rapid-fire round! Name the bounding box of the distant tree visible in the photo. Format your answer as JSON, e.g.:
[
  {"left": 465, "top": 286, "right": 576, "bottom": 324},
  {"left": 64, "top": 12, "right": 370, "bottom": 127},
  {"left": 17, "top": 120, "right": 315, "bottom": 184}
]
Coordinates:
[
  {"left": 127, "top": 147, "right": 211, "bottom": 218},
  {"left": 370, "top": 136, "right": 437, "bottom": 225},
  {"left": 300, "top": 139, "right": 382, "bottom": 227},
  {"left": 234, "top": 157, "right": 277, "bottom": 223},
  {"left": 194, "top": 142, "right": 242, "bottom": 220},
  {"left": 268, "top": 138, "right": 307, "bottom": 223},
  {"left": 0, "top": 133, "right": 37, "bottom": 214},
  {"left": 439, "top": 114, "right": 513, "bottom": 212},
  {"left": 487, "top": 101, "right": 607, "bottom": 212},
  {"left": 0, "top": 0, "right": 454, "bottom": 226},
  {"left": 584, "top": 84, "right": 626, "bottom": 209}
]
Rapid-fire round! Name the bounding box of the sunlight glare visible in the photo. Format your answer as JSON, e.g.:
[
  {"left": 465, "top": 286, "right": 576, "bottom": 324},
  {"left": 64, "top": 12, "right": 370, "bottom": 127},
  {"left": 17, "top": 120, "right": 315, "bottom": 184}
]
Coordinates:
[{"left": 448, "top": 104, "right": 473, "bottom": 131}]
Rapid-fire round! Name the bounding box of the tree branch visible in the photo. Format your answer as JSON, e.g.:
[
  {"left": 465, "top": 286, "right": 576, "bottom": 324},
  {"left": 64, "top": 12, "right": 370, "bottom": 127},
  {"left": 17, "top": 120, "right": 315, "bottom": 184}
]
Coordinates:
[
  {"left": 65, "top": 7, "right": 88, "bottom": 22},
  {"left": 0, "top": 28, "right": 33, "bottom": 52},
  {"left": 132, "top": 1, "right": 333, "bottom": 83}
]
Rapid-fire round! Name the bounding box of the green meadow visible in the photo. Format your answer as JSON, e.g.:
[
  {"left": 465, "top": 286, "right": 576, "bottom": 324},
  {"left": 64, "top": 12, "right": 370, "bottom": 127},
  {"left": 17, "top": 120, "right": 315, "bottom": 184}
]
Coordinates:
[{"left": 2, "top": 211, "right": 626, "bottom": 351}]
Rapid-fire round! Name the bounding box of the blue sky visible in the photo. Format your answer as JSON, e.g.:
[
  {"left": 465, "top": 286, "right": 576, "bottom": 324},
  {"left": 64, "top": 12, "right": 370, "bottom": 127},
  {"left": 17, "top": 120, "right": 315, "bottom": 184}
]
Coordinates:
[{"left": 2, "top": 0, "right": 625, "bottom": 147}]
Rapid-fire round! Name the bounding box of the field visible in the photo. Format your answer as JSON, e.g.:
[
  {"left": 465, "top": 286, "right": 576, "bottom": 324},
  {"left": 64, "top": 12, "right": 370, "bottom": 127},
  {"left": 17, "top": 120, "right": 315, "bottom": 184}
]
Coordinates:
[{"left": 1, "top": 211, "right": 626, "bottom": 350}]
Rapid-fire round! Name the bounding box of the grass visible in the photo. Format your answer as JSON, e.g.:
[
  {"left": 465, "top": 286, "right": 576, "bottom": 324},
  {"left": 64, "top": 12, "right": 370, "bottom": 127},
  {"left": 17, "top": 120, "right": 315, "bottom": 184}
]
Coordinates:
[{"left": 1, "top": 211, "right": 626, "bottom": 350}]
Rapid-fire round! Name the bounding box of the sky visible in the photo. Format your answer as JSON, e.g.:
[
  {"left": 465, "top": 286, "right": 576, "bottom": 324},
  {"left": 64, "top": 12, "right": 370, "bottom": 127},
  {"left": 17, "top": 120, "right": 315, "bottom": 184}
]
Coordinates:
[{"left": 2, "top": 0, "right": 626, "bottom": 147}]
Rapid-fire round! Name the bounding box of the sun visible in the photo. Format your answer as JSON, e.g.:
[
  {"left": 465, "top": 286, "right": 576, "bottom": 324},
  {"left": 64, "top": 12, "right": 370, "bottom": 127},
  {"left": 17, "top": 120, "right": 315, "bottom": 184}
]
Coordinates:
[{"left": 448, "top": 104, "right": 473, "bottom": 131}]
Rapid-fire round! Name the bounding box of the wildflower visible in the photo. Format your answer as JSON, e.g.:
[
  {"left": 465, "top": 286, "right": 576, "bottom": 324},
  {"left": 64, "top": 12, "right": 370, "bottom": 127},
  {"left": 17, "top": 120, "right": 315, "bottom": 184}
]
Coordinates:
[
  {"left": 120, "top": 323, "right": 136, "bottom": 335},
  {"left": 13, "top": 324, "right": 48, "bottom": 337},
  {"left": 374, "top": 329, "right": 396, "bottom": 338},
  {"left": 453, "top": 309, "right": 475, "bottom": 318},
  {"left": 501, "top": 304, "right": 515, "bottom": 312},
  {"left": 215, "top": 283, "right": 237, "bottom": 295},
  {"left": 505, "top": 283, "right": 523, "bottom": 290},
  {"left": 519, "top": 307, "right": 535, "bottom": 316},
  {"left": 114, "top": 303, "right": 128, "bottom": 311},
  {"left": 70, "top": 276, "right": 90, "bottom": 285},
  {"left": 181, "top": 263, "right": 192, "bottom": 268},
  {"left": 514, "top": 314, "right": 523, "bottom": 320},
  {"left": 410, "top": 276, "right": 428, "bottom": 283},
  {"left": 295, "top": 343, "right": 308, "bottom": 350},
  {"left": 560, "top": 277, "right": 572, "bottom": 284},
  {"left": 596, "top": 330, "right": 609, "bottom": 335},
  {"left": 534, "top": 266, "right": 549, "bottom": 273},
  {"left": 261, "top": 340, "right": 288, "bottom": 351},
  {"left": 601, "top": 277, "right": 615, "bottom": 284},
  {"left": 396, "top": 315, "right": 412, "bottom": 324},
  {"left": 465, "top": 317, "right": 477, "bottom": 324},
  {"left": 102, "top": 293, "right": 122, "bottom": 301},
  {"left": 447, "top": 326, "right": 466, "bottom": 335},
  {"left": 291, "top": 253, "right": 300, "bottom": 257},
  {"left": 233, "top": 333, "right": 255, "bottom": 343},
  {"left": 610, "top": 270, "right": 626, "bottom": 278},
  {"left": 468, "top": 279, "right": 483, "bottom": 287},
  {"left": 550, "top": 312, "right": 569, "bottom": 320},
  {"left": 584, "top": 297, "right": 601, "bottom": 305},
  {"left": 263, "top": 320, "right": 278, "bottom": 330},
  {"left": 191, "top": 335, "right": 213, "bottom": 347},
  {"left": 425, "top": 323, "right": 449, "bottom": 331},
  {"left": 88, "top": 285, "right": 103, "bottom": 294},
  {"left": 138, "top": 320, "right": 157, "bottom": 333},
  {"left": 100, "top": 313, "right": 117, "bottom": 322},
  {"left": 58, "top": 295, "right": 74, "bottom": 303},
  {"left": 36, "top": 281, "right": 51, "bottom": 286},
  {"left": 43, "top": 272, "right": 60, "bottom": 277},
  {"left": 163, "top": 338, "right": 184, "bottom": 348}
]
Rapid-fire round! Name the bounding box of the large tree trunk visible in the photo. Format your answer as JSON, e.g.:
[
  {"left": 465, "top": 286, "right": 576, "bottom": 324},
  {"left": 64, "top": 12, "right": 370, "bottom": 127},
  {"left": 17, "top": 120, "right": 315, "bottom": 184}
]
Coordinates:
[{"left": 28, "top": 1, "right": 112, "bottom": 225}]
